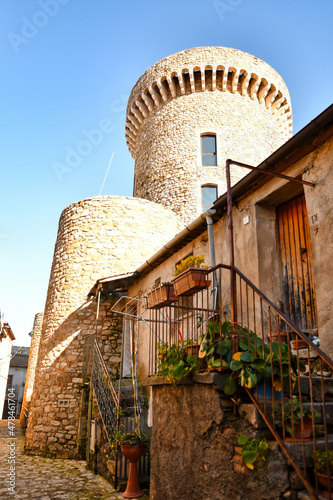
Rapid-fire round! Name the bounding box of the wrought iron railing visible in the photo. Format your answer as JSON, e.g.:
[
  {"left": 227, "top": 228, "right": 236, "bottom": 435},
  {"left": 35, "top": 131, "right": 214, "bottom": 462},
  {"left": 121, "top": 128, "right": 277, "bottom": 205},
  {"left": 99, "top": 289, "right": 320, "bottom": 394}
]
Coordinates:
[
  {"left": 83, "top": 334, "right": 150, "bottom": 488},
  {"left": 147, "top": 264, "right": 333, "bottom": 499},
  {"left": 92, "top": 338, "right": 119, "bottom": 439}
]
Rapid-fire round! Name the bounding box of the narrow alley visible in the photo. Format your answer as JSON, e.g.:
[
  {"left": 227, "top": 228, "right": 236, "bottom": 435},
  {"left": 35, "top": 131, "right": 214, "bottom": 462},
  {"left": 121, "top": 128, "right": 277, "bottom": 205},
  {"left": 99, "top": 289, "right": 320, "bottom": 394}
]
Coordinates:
[{"left": 0, "top": 420, "right": 140, "bottom": 500}]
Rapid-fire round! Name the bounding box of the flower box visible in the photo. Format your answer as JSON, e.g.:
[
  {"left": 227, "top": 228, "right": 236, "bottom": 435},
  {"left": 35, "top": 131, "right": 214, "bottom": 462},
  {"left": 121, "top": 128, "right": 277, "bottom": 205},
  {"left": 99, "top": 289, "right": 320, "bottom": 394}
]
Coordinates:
[
  {"left": 290, "top": 339, "right": 309, "bottom": 350},
  {"left": 268, "top": 332, "right": 288, "bottom": 343},
  {"left": 172, "top": 268, "right": 211, "bottom": 296},
  {"left": 147, "top": 282, "right": 179, "bottom": 309}
]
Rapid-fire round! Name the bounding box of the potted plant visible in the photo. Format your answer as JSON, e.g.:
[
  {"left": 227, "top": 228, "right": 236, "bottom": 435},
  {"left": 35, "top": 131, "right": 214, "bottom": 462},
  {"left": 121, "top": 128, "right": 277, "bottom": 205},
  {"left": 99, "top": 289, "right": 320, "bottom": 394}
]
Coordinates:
[
  {"left": 113, "top": 428, "right": 150, "bottom": 499},
  {"left": 155, "top": 341, "right": 201, "bottom": 385},
  {"left": 313, "top": 449, "right": 333, "bottom": 498},
  {"left": 236, "top": 435, "right": 269, "bottom": 470},
  {"left": 273, "top": 397, "right": 320, "bottom": 441},
  {"left": 147, "top": 282, "right": 178, "bottom": 309},
  {"left": 171, "top": 255, "right": 211, "bottom": 296}
]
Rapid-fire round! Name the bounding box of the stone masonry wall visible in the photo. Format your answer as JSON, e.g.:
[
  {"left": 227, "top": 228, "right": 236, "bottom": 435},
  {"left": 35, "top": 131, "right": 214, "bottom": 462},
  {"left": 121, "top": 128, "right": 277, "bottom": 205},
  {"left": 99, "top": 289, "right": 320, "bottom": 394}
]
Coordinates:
[
  {"left": 24, "top": 299, "right": 123, "bottom": 458},
  {"left": 127, "top": 47, "right": 292, "bottom": 223},
  {"left": 20, "top": 312, "right": 43, "bottom": 425},
  {"left": 25, "top": 195, "right": 183, "bottom": 457}
]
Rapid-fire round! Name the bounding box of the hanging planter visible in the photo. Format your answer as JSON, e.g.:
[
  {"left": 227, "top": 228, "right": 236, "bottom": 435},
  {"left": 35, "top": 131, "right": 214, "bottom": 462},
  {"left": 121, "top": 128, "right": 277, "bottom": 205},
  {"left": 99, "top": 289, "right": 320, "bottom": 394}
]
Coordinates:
[
  {"left": 172, "top": 268, "right": 211, "bottom": 296},
  {"left": 147, "top": 282, "right": 179, "bottom": 309}
]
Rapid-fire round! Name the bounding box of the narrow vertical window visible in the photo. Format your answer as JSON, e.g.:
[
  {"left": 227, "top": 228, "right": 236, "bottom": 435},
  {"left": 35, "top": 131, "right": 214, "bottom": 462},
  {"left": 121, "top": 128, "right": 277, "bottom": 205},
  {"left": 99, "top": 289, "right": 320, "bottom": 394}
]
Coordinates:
[
  {"left": 201, "top": 184, "right": 218, "bottom": 212},
  {"left": 201, "top": 134, "right": 217, "bottom": 166}
]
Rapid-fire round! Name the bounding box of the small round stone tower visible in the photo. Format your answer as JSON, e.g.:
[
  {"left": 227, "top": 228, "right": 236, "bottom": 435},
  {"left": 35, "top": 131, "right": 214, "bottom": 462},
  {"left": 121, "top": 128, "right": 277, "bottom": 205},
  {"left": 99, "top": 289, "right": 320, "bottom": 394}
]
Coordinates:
[
  {"left": 25, "top": 196, "right": 183, "bottom": 457},
  {"left": 126, "top": 46, "right": 292, "bottom": 224}
]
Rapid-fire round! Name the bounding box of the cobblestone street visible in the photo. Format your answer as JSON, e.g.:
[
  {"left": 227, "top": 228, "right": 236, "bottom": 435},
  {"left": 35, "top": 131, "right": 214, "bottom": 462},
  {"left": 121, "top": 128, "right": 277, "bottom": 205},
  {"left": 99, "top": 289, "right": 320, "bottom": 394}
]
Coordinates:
[{"left": 0, "top": 420, "right": 147, "bottom": 500}]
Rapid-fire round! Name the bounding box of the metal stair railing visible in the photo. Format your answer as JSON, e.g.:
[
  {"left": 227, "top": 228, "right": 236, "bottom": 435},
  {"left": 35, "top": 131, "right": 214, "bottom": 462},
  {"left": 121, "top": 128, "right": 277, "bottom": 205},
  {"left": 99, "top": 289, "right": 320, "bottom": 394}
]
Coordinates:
[
  {"left": 91, "top": 337, "right": 119, "bottom": 441},
  {"left": 83, "top": 335, "right": 150, "bottom": 489},
  {"left": 147, "top": 263, "right": 333, "bottom": 499},
  {"left": 231, "top": 264, "right": 333, "bottom": 500}
]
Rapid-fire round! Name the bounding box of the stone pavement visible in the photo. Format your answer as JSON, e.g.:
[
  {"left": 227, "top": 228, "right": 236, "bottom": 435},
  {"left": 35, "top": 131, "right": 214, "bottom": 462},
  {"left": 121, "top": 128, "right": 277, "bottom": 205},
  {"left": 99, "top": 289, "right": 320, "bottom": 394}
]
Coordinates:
[{"left": 0, "top": 420, "right": 149, "bottom": 500}]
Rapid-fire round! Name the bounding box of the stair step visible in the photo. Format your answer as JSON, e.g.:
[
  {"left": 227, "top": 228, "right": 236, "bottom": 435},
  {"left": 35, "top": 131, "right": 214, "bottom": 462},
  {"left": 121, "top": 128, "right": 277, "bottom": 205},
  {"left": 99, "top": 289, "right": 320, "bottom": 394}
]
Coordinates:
[
  {"left": 299, "top": 376, "right": 333, "bottom": 401},
  {"left": 239, "top": 402, "right": 333, "bottom": 429},
  {"left": 284, "top": 435, "right": 333, "bottom": 468},
  {"left": 114, "top": 378, "right": 133, "bottom": 387}
]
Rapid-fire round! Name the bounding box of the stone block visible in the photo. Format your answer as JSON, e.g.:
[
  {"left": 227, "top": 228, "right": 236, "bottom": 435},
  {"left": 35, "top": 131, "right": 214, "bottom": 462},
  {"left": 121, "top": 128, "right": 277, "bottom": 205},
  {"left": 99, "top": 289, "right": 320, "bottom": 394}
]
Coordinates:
[{"left": 238, "top": 403, "right": 265, "bottom": 429}]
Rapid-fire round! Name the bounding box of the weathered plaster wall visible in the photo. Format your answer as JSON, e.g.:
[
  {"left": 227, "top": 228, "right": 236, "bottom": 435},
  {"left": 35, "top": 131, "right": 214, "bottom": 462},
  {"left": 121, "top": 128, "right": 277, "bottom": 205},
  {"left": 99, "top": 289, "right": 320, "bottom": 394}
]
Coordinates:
[
  {"left": 150, "top": 382, "right": 289, "bottom": 500},
  {"left": 127, "top": 46, "right": 292, "bottom": 223},
  {"left": 302, "top": 136, "right": 333, "bottom": 356}
]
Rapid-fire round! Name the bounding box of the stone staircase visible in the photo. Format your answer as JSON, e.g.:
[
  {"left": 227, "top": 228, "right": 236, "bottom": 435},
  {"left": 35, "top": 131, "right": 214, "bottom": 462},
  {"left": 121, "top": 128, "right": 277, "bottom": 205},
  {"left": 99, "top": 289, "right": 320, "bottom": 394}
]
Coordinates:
[{"left": 240, "top": 376, "right": 333, "bottom": 499}]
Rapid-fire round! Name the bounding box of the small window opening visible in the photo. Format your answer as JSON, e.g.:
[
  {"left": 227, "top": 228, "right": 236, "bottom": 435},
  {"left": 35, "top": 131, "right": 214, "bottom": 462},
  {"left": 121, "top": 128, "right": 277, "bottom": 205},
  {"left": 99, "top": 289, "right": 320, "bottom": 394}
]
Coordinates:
[
  {"left": 201, "top": 185, "right": 218, "bottom": 212},
  {"left": 201, "top": 134, "right": 217, "bottom": 166}
]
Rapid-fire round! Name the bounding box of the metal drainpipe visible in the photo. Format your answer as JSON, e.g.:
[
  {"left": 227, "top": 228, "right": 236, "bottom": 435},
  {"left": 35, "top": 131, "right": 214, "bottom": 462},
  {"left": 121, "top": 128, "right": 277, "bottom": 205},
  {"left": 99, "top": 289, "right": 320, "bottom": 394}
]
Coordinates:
[{"left": 206, "top": 209, "right": 218, "bottom": 311}]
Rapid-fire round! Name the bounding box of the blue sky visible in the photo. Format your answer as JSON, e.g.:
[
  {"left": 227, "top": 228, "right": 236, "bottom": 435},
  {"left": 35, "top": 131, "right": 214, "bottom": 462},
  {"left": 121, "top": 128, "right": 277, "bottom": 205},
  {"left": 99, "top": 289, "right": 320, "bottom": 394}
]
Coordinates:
[{"left": 1, "top": 0, "right": 332, "bottom": 346}]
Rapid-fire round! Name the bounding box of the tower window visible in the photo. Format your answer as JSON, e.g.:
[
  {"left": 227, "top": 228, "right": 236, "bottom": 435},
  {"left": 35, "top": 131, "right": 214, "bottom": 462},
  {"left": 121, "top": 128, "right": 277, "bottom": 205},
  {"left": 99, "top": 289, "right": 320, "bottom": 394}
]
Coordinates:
[
  {"left": 201, "top": 134, "right": 217, "bottom": 166},
  {"left": 201, "top": 185, "right": 218, "bottom": 212}
]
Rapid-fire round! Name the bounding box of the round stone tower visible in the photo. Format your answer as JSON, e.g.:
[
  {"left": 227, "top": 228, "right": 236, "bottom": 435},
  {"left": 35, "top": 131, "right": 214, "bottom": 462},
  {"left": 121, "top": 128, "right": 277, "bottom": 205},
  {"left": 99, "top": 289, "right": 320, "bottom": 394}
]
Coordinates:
[
  {"left": 38, "top": 195, "right": 183, "bottom": 345},
  {"left": 126, "top": 46, "right": 292, "bottom": 224},
  {"left": 25, "top": 196, "right": 183, "bottom": 457}
]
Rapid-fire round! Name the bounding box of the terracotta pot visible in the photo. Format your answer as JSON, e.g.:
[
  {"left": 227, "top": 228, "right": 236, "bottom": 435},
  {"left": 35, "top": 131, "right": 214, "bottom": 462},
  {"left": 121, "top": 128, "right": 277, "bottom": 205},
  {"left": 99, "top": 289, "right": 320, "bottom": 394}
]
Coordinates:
[
  {"left": 120, "top": 444, "right": 145, "bottom": 499},
  {"left": 285, "top": 418, "right": 312, "bottom": 443},
  {"left": 186, "top": 344, "right": 201, "bottom": 357},
  {"left": 315, "top": 472, "right": 333, "bottom": 499},
  {"left": 268, "top": 332, "right": 288, "bottom": 343},
  {"left": 172, "top": 268, "right": 211, "bottom": 296},
  {"left": 147, "top": 283, "right": 179, "bottom": 309}
]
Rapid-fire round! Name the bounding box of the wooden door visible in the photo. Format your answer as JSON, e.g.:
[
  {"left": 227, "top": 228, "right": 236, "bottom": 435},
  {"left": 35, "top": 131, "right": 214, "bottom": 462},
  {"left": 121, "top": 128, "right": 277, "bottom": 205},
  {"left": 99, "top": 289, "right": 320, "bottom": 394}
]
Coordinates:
[{"left": 277, "top": 195, "right": 317, "bottom": 331}]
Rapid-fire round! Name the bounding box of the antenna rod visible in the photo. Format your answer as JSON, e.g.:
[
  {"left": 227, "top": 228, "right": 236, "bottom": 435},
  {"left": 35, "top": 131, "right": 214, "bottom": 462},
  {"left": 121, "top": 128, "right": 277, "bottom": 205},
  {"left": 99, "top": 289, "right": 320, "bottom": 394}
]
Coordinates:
[{"left": 99, "top": 152, "right": 114, "bottom": 196}]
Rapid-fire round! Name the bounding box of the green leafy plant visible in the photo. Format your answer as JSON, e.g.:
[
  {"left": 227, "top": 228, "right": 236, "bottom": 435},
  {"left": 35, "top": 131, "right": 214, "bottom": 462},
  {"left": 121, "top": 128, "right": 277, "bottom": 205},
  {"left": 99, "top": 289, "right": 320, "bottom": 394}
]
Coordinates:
[
  {"left": 200, "top": 320, "right": 232, "bottom": 370},
  {"left": 173, "top": 254, "right": 208, "bottom": 276},
  {"left": 223, "top": 329, "right": 307, "bottom": 396},
  {"left": 313, "top": 449, "right": 333, "bottom": 474},
  {"left": 155, "top": 341, "right": 201, "bottom": 385},
  {"left": 223, "top": 326, "right": 267, "bottom": 395},
  {"left": 273, "top": 397, "right": 320, "bottom": 435},
  {"left": 237, "top": 435, "right": 269, "bottom": 469}
]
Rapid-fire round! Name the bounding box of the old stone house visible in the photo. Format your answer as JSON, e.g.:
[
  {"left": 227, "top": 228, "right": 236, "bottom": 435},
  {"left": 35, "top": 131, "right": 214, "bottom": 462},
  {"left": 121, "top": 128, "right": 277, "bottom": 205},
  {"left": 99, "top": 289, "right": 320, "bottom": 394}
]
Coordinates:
[
  {"left": 92, "top": 102, "right": 333, "bottom": 499},
  {"left": 23, "top": 46, "right": 333, "bottom": 499},
  {"left": 0, "top": 320, "right": 15, "bottom": 419}
]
